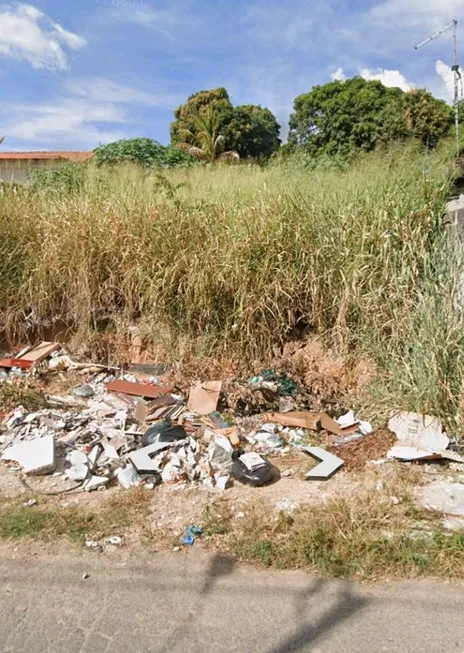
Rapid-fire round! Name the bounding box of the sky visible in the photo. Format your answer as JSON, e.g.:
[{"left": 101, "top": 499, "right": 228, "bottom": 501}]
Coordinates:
[{"left": 0, "top": 0, "right": 463, "bottom": 151}]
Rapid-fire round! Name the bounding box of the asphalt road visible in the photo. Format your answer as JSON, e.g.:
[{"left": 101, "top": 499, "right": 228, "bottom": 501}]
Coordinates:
[{"left": 0, "top": 550, "right": 463, "bottom": 653}]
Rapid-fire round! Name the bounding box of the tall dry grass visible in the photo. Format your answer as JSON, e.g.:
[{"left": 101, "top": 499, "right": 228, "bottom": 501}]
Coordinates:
[{"left": 1, "top": 143, "right": 463, "bottom": 427}]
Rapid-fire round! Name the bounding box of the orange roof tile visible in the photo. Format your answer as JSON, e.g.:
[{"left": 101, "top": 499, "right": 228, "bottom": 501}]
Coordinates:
[{"left": 0, "top": 151, "right": 95, "bottom": 161}]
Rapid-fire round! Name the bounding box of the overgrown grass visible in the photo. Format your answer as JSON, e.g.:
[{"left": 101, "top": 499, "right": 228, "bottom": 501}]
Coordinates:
[
  {"left": 230, "top": 469, "right": 464, "bottom": 580},
  {"left": 0, "top": 488, "right": 151, "bottom": 544},
  {"left": 1, "top": 142, "right": 463, "bottom": 427}
]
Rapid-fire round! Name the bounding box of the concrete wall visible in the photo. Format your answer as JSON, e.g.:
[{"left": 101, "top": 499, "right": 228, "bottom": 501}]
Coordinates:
[{"left": 0, "top": 159, "right": 60, "bottom": 185}]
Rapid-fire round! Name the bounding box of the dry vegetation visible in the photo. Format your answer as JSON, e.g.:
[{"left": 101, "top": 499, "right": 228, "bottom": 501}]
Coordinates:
[{"left": 1, "top": 142, "right": 463, "bottom": 431}]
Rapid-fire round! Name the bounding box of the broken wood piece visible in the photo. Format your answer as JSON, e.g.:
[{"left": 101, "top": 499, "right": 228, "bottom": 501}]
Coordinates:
[
  {"left": 266, "top": 411, "right": 341, "bottom": 435},
  {"left": 187, "top": 381, "right": 222, "bottom": 415},
  {"left": 302, "top": 446, "right": 344, "bottom": 480},
  {"left": 135, "top": 401, "right": 148, "bottom": 424},
  {"left": 0, "top": 358, "right": 33, "bottom": 370},
  {"left": 17, "top": 341, "right": 60, "bottom": 364},
  {"left": 105, "top": 379, "right": 174, "bottom": 400}
]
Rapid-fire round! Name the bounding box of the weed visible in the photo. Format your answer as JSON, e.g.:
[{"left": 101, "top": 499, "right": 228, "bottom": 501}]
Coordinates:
[
  {"left": 0, "top": 487, "right": 151, "bottom": 545},
  {"left": 0, "top": 383, "right": 48, "bottom": 412},
  {"left": 230, "top": 469, "right": 464, "bottom": 580},
  {"left": 202, "top": 504, "right": 230, "bottom": 537}
]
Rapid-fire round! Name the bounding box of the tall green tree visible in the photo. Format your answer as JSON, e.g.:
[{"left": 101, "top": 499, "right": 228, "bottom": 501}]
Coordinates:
[
  {"left": 171, "top": 88, "right": 280, "bottom": 160},
  {"left": 171, "top": 88, "right": 234, "bottom": 147},
  {"left": 226, "top": 105, "right": 281, "bottom": 159},
  {"left": 288, "top": 77, "right": 453, "bottom": 157},
  {"left": 179, "top": 107, "right": 238, "bottom": 162}
]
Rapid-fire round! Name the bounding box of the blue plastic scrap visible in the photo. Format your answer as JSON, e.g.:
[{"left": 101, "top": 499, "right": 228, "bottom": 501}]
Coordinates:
[{"left": 181, "top": 525, "right": 202, "bottom": 546}]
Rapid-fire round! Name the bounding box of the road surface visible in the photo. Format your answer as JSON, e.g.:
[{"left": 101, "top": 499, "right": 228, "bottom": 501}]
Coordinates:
[{"left": 0, "top": 550, "right": 462, "bottom": 652}]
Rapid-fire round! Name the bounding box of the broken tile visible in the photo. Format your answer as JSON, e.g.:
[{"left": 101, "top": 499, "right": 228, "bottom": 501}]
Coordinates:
[
  {"left": 83, "top": 476, "right": 109, "bottom": 492},
  {"left": 2, "top": 435, "right": 56, "bottom": 475},
  {"left": 129, "top": 442, "right": 172, "bottom": 473},
  {"left": 303, "top": 446, "right": 344, "bottom": 480}
]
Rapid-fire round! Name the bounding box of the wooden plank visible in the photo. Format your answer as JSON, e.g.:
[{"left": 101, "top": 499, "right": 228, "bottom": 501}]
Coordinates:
[
  {"left": 0, "top": 358, "right": 33, "bottom": 370},
  {"left": 265, "top": 411, "right": 341, "bottom": 436},
  {"left": 106, "top": 379, "right": 174, "bottom": 400},
  {"left": 18, "top": 341, "right": 60, "bottom": 363}
]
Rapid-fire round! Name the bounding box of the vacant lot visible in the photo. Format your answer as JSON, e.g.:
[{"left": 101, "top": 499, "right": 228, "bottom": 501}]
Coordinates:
[{"left": 1, "top": 143, "right": 463, "bottom": 430}]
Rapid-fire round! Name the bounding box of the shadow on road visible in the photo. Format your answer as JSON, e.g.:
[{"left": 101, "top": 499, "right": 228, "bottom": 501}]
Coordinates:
[{"left": 166, "top": 553, "right": 368, "bottom": 653}]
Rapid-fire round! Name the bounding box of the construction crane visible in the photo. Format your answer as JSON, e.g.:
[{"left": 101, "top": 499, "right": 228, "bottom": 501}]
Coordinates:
[{"left": 415, "top": 20, "right": 461, "bottom": 156}]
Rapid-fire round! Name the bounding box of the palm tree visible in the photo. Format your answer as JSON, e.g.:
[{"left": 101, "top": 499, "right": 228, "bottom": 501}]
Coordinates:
[{"left": 179, "top": 107, "right": 238, "bottom": 163}]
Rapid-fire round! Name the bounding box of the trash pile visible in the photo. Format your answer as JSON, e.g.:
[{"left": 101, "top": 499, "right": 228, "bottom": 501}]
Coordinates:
[{"left": 1, "top": 340, "right": 461, "bottom": 496}]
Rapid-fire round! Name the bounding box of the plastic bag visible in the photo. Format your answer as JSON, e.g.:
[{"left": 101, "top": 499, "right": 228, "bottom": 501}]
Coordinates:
[
  {"left": 142, "top": 422, "right": 187, "bottom": 447},
  {"left": 231, "top": 450, "right": 275, "bottom": 487}
]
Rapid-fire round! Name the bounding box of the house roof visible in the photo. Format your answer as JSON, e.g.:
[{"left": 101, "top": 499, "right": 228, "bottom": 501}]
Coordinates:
[{"left": 0, "top": 151, "right": 95, "bottom": 162}]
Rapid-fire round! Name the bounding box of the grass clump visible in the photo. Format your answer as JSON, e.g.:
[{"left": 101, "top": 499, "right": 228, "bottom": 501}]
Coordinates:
[
  {"left": 230, "top": 470, "right": 464, "bottom": 580},
  {"left": 0, "top": 383, "right": 48, "bottom": 413},
  {"left": 0, "top": 487, "right": 151, "bottom": 545}
]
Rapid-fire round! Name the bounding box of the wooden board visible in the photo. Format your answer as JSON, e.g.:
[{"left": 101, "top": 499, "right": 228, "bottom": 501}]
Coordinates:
[
  {"left": 265, "top": 411, "right": 341, "bottom": 436},
  {"left": 0, "top": 358, "right": 33, "bottom": 370},
  {"left": 106, "top": 379, "right": 174, "bottom": 400},
  {"left": 18, "top": 341, "right": 60, "bottom": 364}
]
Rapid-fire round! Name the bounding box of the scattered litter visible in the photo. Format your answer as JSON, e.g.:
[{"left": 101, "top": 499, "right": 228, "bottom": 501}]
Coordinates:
[
  {"left": 105, "top": 536, "right": 122, "bottom": 546},
  {"left": 181, "top": 525, "right": 202, "bottom": 546},
  {"left": 388, "top": 412, "right": 449, "bottom": 451},
  {"left": 23, "top": 498, "right": 37, "bottom": 507},
  {"left": 116, "top": 464, "right": 142, "bottom": 489},
  {"left": 66, "top": 463, "right": 89, "bottom": 482},
  {"left": 82, "top": 573, "right": 90, "bottom": 580},
  {"left": 83, "top": 475, "right": 109, "bottom": 492},
  {"left": 266, "top": 411, "right": 341, "bottom": 435},
  {"left": 302, "top": 446, "right": 344, "bottom": 480},
  {"left": 232, "top": 451, "right": 274, "bottom": 487},
  {"left": 72, "top": 385, "right": 95, "bottom": 399},
  {"left": 142, "top": 423, "right": 187, "bottom": 447},
  {"left": 188, "top": 381, "right": 222, "bottom": 415}
]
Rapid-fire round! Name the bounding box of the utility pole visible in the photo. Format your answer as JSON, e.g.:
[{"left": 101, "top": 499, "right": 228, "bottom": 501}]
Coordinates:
[{"left": 415, "top": 19, "right": 461, "bottom": 156}]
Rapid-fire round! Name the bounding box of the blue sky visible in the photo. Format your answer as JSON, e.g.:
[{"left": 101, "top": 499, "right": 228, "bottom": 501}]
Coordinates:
[{"left": 0, "top": 0, "right": 462, "bottom": 150}]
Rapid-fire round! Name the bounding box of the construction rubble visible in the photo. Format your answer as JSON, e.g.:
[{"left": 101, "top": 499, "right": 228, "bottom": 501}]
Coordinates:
[{"left": 0, "top": 341, "right": 462, "bottom": 496}]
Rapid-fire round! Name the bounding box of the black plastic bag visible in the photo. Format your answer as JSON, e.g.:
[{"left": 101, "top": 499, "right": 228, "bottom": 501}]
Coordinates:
[
  {"left": 231, "top": 449, "right": 275, "bottom": 487},
  {"left": 142, "top": 422, "right": 187, "bottom": 447}
]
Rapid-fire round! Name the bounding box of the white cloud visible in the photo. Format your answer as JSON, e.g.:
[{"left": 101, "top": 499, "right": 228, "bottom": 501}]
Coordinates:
[
  {"left": 66, "top": 78, "right": 183, "bottom": 107},
  {"left": 370, "top": 0, "right": 464, "bottom": 29},
  {"left": 114, "top": 6, "right": 178, "bottom": 39},
  {"left": 435, "top": 59, "right": 455, "bottom": 102},
  {"left": 330, "top": 67, "right": 345, "bottom": 81},
  {"left": 359, "top": 67, "right": 415, "bottom": 91},
  {"left": 0, "top": 76, "right": 182, "bottom": 148},
  {"left": 0, "top": 2, "right": 86, "bottom": 71},
  {"left": 4, "top": 99, "right": 125, "bottom": 146}
]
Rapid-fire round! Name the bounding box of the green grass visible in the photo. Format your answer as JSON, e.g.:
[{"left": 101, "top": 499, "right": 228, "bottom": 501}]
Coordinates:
[
  {"left": 0, "top": 488, "right": 151, "bottom": 544},
  {"left": 1, "top": 141, "right": 463, "bottom": 428}
]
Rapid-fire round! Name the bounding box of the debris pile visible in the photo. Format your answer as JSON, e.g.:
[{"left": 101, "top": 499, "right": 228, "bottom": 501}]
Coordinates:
[{"left": 2, "top": 341, "right": 460, "bottom": 497}]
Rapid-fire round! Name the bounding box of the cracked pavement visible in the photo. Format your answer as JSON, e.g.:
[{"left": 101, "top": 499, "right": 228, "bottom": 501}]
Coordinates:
[{"left": 0, "top": 550, "right": 463, "bottom": 652}]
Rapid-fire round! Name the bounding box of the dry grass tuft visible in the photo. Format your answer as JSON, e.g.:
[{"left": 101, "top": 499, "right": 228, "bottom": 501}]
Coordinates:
[{"left": 230, "top": 468, "right": 464, "bottom": 580}]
